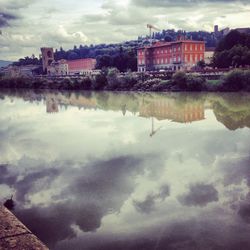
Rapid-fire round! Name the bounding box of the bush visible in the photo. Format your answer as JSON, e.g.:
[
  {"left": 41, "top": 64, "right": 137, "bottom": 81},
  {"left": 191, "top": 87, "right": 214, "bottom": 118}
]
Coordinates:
[
  {"left": 243, "top": 70, "right": 250, "bottom": 91},
  {"left": 221, "top": 70, "right": 245, "bottom": 91},
  {"left": 186, "top": 75, "right": 207, "bottom": 91},
  {"left": 106, "top": 68, "right": 120, "bottom": 90},
  {"left": 92, "top": 73, "right": 107, "bottom": 90},
  {"left": 81, "top": 77, "right": 92, "bottom": 90},
  {"left": 172, "top": 71, "right": 187, "bottom": 89}
]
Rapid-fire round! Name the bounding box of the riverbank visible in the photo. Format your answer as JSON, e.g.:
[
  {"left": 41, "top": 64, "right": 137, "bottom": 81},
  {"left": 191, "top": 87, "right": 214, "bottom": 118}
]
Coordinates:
[
  {"left": 0, "top": 205, "right": 48, "bottom": 249},
  {"left": 0, "top": 69, "right": 250, "bottom": 92}
]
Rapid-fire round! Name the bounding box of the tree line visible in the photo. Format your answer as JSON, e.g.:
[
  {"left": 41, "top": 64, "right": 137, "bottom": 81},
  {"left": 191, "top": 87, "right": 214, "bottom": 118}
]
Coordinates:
[{"left": 213, "top": 30, "right": 250, "bottom": 68}]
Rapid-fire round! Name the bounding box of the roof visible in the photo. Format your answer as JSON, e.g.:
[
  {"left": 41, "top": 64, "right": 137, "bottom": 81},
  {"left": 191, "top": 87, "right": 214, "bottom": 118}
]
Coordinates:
[
  {"left": 205, "top": 47, "right": 216, "bottom": 52},
  {"left": 138, "top": 40, "right": 205, "bottom": 50}
]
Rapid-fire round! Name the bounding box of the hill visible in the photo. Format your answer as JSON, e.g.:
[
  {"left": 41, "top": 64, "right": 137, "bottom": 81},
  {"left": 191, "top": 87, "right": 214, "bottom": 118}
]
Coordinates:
[{"left": 0, "top": 60, "right": 12, "bottom": 68}]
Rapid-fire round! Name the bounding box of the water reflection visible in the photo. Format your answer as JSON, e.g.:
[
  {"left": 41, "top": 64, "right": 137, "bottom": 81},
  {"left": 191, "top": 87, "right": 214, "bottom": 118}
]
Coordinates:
[{"left": 0, "top": 90, "right": 250, "bottom": 250}]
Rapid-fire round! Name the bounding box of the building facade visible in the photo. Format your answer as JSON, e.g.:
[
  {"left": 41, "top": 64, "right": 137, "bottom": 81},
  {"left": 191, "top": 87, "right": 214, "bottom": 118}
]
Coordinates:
[
  {"left": 67, "top": 58, "right": 96, "bottom": 75},
  {"left": 137, "top": 39, "right": 205, "bottom": 72},
  {"left": 204, "top": 47, "right": 215, "bottom": 65},
  {"left": 46, "top": 58, "right": 97, "bottom": 76},
  {"left": 40, "top": 47, "right": 54, "bottom": 73}
]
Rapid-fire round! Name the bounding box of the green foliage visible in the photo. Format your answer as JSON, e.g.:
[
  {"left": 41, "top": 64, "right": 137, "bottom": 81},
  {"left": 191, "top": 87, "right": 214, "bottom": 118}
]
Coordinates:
[
  {"left": 92, "top": 73, "right": 107, "bottom": 90},
  {"left": 0, "top": 69, "right": 249, "bottom": 92},
  {"left": 216, "top": 30, "right": 250, "bottom": 52},
  {"left": 106, "top": 68, "right": 120, "bottom": 89},
  {"left": 172, "top": 71, "right": 187, "bottom": 89},
  {"left": 213, "top": 30, "right": 250, "bottom": 68},
  {"left": 220, "top": 70, "right": 248, "bottom": 91},
  {"left": 13, "top": 56, "right": 42, "bottom": 66},
  {"left": 186, "top": 75, "right": 206, "bottom": 91},
  {"left": 197, "top": 60, "right": 206, "bottom": 69}
]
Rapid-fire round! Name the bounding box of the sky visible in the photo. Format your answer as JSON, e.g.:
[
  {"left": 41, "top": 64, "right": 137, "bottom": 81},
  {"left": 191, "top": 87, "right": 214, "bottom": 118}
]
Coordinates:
[{"left": 0, "top": 0, "right": 250, "bottom": 61}]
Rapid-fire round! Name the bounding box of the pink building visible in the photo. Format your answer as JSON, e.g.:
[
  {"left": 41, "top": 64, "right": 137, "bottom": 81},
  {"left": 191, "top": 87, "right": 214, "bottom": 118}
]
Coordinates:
[
  {"left": 137, "top": 39, "right": 205, "bottom": 72},
  {"left": 67, "top": 58, "right": 96, "bottom": 75},
  {"left": 47, "top": 58, "right": 97, "bottom": 76}
]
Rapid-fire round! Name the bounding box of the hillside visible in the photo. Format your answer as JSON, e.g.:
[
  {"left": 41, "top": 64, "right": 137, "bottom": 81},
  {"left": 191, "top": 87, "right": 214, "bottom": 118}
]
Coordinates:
[{"left": 0, "top": 60, "right": 12, "bottom": 68}]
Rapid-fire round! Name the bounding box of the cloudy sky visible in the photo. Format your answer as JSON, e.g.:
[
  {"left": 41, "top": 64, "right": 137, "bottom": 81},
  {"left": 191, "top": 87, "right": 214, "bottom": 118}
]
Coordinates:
[
  {"left": 1, "top": 91, "right": 250, "bottom": 249},
  {"left": 0, "top": 0, "right": 250, "bottom": 60}
]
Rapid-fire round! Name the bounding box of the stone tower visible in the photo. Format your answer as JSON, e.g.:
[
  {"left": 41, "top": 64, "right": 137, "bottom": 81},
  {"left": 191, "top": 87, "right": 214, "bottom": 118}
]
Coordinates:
[{"left": 40, "top": 47, "right": 54, "bottom": 74}]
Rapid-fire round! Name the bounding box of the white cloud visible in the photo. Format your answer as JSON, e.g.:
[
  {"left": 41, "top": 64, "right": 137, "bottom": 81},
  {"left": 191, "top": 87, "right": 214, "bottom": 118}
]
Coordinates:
[{"left": 0, "top": 0, "right": 250, "bottom": 60}]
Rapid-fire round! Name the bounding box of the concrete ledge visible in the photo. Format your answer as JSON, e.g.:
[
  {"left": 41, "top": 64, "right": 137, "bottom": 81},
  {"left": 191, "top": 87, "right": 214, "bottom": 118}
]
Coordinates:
[{"left": 0, "top": 205, "right": 48, "bottom": 250}]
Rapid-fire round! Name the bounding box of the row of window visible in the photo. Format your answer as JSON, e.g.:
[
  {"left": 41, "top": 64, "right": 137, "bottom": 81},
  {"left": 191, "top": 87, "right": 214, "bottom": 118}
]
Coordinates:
[
  {"left": 138, "top": 54, "right": 204, "bottom": 65},
  {"left": 138, "top": 44, "right": 204, "bottom": 56}
]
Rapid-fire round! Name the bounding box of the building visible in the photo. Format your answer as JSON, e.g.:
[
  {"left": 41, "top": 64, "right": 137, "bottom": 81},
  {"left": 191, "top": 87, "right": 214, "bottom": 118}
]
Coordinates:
[
  {"left": 204, "top": 47, "right": 215, "bottom": 65},
  {"left": 137, "top": 38, "right": 205, "bottom": 72},
  {"left": 214, "top": 25, "right": 219, "bottom": 35},
  {"left": 40, "top": 47, "right": 54, "bottom": 74},
  {"left": 1, "top": 65, "right": 39, "bottom": 77},
  {"left": 67, "top": 58, "right": 96, "bottom": 75},
  {"left": 40, "top": 47, "right": 96, "bottom": 76},
  {"left": 139, "top": 99, "right": 205, "bottom": 123}
]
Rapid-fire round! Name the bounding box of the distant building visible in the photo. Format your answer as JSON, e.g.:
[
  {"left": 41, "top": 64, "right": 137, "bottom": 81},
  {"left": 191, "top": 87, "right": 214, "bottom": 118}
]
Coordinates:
[
  {"left": 214, "top": 25, "right": 219, "bottom": 35},
  {"left": 204, "top": 47, "right": 215, "bottom": 65},
  {"left": 1, "top": 65, "right": 39, "bottom": 77},
  {"left": 40, "top": 47, "right": 54, "bottom": 74},
  {"left": 137, "top": 38, "right": 205, "bottom": 72},
  {"left": 46, "top": 96, "right": 59, "bottom": 113},
  {"left": 40, "top": 47, "right": 97, "bottom": 76},
  {"left": 67, "top": 58, "right": 96, "bottom": 75}
]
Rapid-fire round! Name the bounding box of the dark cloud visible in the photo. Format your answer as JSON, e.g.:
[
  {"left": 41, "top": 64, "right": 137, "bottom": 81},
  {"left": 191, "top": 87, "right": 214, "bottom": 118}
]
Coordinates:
[
  {"left": 219, "top": 156, "right": 250, "bottom": 187},
  {"left": 0, "top": 164, "right": 17, "bottom": 185},
  {"left": 133, "top": 184, "right": 170, "bottom": 213},
  {"left": 0, "top": 12, "right": 17, "bottom": 27},
  {"left": 2, "top": 155, "right": 151, "bottom": 247},
  {"left": 238, "top": 202, "right": 250, "bottom": 224},
  {"left": 133, "top": 194, "right": 156, "bottom": 213},
  {"left": 56, "top": 217, "right": 250, "bottom": 250},
  {"left": 179, "top": 183, "right": 218, "bottom": 207}
]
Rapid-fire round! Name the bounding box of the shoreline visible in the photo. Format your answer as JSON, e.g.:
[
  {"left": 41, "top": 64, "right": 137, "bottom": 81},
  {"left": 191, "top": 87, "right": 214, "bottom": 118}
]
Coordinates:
[
  {"left": 0, "top": 69, "right": 250, "bottom": 92},
  {"left": 0, "top": 205, "right": 48, "bottom": 250}
]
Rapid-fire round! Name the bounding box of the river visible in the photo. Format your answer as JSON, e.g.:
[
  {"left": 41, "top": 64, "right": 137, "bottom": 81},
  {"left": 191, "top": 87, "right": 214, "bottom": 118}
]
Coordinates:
[{"left": 0, "top": 90, "right": 250, "bottom": 250}]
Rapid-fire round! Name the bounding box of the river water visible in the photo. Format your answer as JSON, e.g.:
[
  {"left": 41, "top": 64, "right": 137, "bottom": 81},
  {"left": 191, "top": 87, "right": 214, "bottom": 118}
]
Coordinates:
[{"left": 0, "top": 90, "right": 250, "bottom": 250}]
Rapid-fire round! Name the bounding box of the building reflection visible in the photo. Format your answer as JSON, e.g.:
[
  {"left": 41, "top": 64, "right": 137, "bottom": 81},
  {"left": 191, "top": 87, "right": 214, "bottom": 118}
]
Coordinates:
[
  {"left": 139, "top": 99, "right": 205, "bottom": 123},
  {"left": 3, "top": 89, "right": 250, "bottom": 130},
  {"left": 45, "top": 93, "right": 98, "bottom": 113},
  {"left": 46, "top": 97, "right": 59, "bottom": 113}
]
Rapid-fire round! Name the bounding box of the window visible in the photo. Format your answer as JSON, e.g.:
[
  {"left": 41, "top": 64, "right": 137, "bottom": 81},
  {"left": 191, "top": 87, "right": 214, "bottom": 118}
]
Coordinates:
[
  {"left": 190, "top": 45, "right": 192, "bottom": 51},
  {"left": 195, "top": 45, "right": 197, "bottom": 51}
]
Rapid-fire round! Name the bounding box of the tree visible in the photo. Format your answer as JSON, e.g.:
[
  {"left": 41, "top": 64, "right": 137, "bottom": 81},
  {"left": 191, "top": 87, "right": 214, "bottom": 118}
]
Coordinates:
[{"left": 197, "top": 60, "right": 206, "bottom": 69}]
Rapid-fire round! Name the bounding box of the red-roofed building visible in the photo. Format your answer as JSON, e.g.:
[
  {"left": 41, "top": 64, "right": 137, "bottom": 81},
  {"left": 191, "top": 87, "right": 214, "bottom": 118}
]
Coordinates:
[
  {"left": 67, "top": 58, "right": 96, "bottom": 75},
  {"left": 137, "top": 39, "right": 205, "bottom": 72},
  {"left": 47, "top": 58, "right": 97, "bottom": 76}
]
